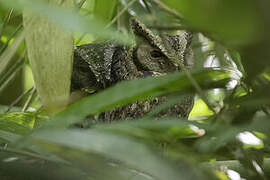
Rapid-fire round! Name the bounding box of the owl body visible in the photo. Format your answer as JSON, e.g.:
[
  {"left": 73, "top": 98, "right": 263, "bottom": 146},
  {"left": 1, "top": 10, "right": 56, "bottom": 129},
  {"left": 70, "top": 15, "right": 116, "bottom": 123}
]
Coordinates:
[{"left": 71, "top": 18, "right": 194, "bottom": 122}]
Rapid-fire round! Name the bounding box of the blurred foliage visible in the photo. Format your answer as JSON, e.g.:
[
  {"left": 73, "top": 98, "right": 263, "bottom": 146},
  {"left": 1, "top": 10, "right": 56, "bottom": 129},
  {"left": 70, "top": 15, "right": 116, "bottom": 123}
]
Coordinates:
[{"left": 0, "top": 0, "right": 270, "bottom": 179}]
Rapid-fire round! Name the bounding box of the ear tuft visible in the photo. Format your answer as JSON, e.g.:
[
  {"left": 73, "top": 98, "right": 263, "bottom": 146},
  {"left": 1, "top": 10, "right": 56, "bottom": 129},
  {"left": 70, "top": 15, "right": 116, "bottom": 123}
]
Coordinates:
[
  {"left": 129, "top": 18, "right": 169, "bottom": 57},
  {"left": 130, "top": 18, "right": 156, "bottom": 43}
]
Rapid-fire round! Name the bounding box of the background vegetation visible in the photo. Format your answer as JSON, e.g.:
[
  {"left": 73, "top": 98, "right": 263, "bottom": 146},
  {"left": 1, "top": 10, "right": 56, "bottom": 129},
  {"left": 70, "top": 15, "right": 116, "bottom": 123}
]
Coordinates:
[{"left": 0, "top": 0, "right": 270, "bottom": 179}]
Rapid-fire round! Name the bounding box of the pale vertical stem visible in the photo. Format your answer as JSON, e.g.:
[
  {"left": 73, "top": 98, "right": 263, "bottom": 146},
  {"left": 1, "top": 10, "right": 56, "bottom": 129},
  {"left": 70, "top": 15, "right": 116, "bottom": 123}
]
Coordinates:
[{"left": 23, "top": 0, "right": 75, "bottom": 114}]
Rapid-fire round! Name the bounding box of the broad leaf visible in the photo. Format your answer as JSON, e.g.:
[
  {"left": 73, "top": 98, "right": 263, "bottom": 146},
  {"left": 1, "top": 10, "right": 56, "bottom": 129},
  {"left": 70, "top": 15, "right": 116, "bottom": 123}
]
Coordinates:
[
  {"left": 17, "top": 129, "right": 216, "bottom": 180},
  {"left": 50, "top": 69, "right": 230, "bottom": 128}
]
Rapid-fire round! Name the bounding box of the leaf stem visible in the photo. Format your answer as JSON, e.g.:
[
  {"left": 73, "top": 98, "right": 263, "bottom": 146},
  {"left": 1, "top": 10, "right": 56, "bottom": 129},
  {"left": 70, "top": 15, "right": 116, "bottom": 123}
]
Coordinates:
[
  {"left": 149, "top": 0, "right": 183, "bottom": 20},
  {"left": 22, "top": 87, "right": 37, "bottom": 112},
  {"left": 0, "top": 8, "right": 14, "bottom": 39},
  {"left": 105, "top": 0, "right": 138, "bottom": 29},
  {"left": 0, "top": 50, "right": 26, "bottom": 92},
  {"left": 76, "top": 0, "right": 138, "bottom": 44},
  {"left": 5, "top": 86, "right": 34, "bottom": 113},
  {"left": 0, "top": 23, "right": 23, "bottom": 54}
]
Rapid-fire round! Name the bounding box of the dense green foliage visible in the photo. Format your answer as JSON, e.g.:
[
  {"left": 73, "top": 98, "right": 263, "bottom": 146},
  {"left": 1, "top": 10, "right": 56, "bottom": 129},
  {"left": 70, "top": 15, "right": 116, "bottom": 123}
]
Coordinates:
[{"left": 0, "top": 0, "right": 270, "bottom": 179}]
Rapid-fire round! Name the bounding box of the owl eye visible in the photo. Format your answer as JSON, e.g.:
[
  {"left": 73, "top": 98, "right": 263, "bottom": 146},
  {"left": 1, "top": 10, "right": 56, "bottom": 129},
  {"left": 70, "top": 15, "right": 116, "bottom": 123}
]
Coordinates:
[{"left": 150, "top": 50, "right": 164, "bottom": 58}]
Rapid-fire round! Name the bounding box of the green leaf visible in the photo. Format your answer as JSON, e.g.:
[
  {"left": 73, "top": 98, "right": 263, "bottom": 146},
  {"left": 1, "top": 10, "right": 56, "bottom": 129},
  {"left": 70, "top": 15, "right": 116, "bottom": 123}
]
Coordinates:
[
  {"left": 0, "top": 0, "right": 132, "bottom": 44},
  {"left": 161, "top": 0, "right": 263, "bottom": 47},
  {"left": 0, "top": 112, "right": 34, "bottom": 135},
  {"left": 0, "top": 150, "right": 87, "bottom": 180},
  {"left": 0, "top": 130, "right": 22, "bottom": 143},
  {"left": 50, "top": 69, "right": 230, "bottom": 128},
  {"left": 93, "top": 0, "right": 118, "bottom": 23},
  {"left": 189, "top": 98, "right": 214, "bottom": 118},
  {"left": 94, "top": 119, "right": 205, "bottom": 142},
  {"left": 195, "top": 116, "right": 270, "bottom": 153},
  {"left": 17, "top": 129, "right": 216, "bottom": 180},
  {"left": 0, "top": 112, "right": 36, "bottom": 143}
]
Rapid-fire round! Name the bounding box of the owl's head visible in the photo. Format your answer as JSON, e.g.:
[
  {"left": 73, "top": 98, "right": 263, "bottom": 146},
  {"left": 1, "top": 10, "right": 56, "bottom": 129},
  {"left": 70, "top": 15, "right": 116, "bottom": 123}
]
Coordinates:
[{"left": 130, "top": 18, "right": 193, "bottom": 74}]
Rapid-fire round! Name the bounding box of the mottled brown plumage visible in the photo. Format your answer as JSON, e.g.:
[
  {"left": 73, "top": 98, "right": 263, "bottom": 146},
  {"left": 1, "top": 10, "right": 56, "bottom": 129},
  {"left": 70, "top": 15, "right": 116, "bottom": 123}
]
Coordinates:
[{"left": 71, "top": 18, "right": 194, "bottom": 122}]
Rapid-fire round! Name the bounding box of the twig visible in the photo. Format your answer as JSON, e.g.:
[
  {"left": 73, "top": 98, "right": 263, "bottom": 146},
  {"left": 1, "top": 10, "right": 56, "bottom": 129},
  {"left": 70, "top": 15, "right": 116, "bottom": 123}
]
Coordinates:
[
  {"left": 5, "top": 87, "right": 34, "bottom": 113},
  {"left": 72, "top": 0, "right": 87, "bottom": 43},
  {"left": 0, "top": 73, "right": 16, "bottom": 95},
  {"left": 22, "top": 86, "right": 37, "bottom": 112},
  {"left": 105, "top": 0, "right": 137, "bottom": 29},
  {"left": 77, "top": 0, "right": 87, "bottom": 9},
  {"left": 0, "top": 49, "right": 26, "bottom": 95},
  {"left": 0, "top": 50, "right": 26, "bottom": 88},
  {"left": 141, "top": 0, "right": 152, "bottom": 14},
  {"left": 149, "top": 0, "right": 183, "bottom": 20}
]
